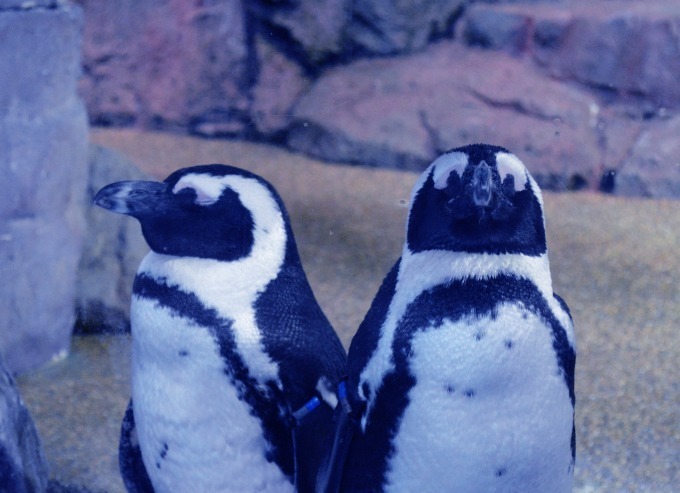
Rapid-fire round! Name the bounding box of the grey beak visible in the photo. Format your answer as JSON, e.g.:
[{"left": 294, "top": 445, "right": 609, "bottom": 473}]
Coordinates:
[
  {"left": 93, "top": 180, "right": 168, "bottom": 217},
  {"left": 472, "top": 161, "right": 492, "bottom": 207}
]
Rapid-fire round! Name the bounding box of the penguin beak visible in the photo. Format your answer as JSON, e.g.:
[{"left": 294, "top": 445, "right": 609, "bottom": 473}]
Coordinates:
[
  {"left": 471, "top": 161, "right": 492, "bottom": 207},
  {"left": 94, "top": 180, "right": 169, "bottom": 217}
]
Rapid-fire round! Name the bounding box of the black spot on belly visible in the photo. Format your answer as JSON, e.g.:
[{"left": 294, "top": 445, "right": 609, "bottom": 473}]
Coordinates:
[
  {"left": 495, "top": 467, "right": 507, "bottom": 477},
  {"left": 464, "top": 389, "right": 475, "bottom": 398},
  {"left": 445, "top": 384, "right": 455, "bottom": 394},
  {"left": 156, "top": 462, "right": 161, "bottom": 470},
  {"left": 504, "top": 339, "right": 513, "bottom": 349},
  {"left": 160, "top": 443, "right": 169, "bottom": 459},
  {"left": 474, "top": 331, "right": 485, "bottom": 341},
  {"left": 178, "top": 350, "right": 189, "bottom": 357}
]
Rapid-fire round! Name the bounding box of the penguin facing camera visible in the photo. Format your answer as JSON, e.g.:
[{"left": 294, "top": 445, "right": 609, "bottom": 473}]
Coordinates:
[
  {"left": 94, "top": 164, "right": 346, "bottom": 493},
  {"left": 319, "top": 144, "right": 576, "bottom": 493}
]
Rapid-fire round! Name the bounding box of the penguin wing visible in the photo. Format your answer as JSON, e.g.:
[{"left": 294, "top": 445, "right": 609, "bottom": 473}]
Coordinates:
[
  {"left": 316, "top": 261, "right": 402, "bottom": 493},
  {"left": 314, "top": 388, "right": 357, "bottom": 493},
  {"left": 253, "top": 264, "right": 348, "bottom": 493},
  {"left": 286, "top": 332, "right": 347, "bottom": 493},
  {"left": 119, "top": 400, "right": 155, "bottom": 493}
]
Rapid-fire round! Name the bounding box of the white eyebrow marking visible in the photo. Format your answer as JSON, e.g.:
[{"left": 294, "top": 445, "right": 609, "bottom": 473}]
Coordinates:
[
  {"left": 173, "top": 174, "right": 226, "bottom": 205},
  {"left": 431, "top": 152, "right": 468, "bottom": 189},
  {"left": 496, "top": 152, "right": 528, "bottom": 191}
]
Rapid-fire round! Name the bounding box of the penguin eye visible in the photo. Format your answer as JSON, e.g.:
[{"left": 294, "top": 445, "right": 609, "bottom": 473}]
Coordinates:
[
  {"left": 431, "top": 152, "right": 468, "bottom": 190},
  {"left": 495, "top": 153, "right": 527, "bottom": 192},
  {"left": 174, "top": 185, "right": 217, "bottom": 206},
  {"left": 172, "top": 174, "right": 225, "bottom": 206}
]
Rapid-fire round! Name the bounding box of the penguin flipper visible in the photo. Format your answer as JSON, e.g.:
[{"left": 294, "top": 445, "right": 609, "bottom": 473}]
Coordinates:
[
  {"left": 290, "top": 400, "right": 332, "bottom": 493},
  {"left": 314, "top": 401, "right": 357, "bottom": 493},
  {"left": 119, "top": 399, "right": 155, "bottom": 493}
]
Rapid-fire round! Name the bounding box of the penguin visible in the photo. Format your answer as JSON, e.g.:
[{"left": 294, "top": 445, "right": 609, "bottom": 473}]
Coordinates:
[
  {"left": 324, "top": 144, "right": 576, "bottom": 493},
  {"left": 93, "top": 164, "right": 346, "bottom": 493}
]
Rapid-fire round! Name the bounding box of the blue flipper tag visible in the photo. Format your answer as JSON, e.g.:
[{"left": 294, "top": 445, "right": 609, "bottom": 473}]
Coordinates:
[
  {"left": 292, "top": 396, "right": 321, "bottom": 425},
  {"left": 338, "top": 380, "right": 351, "bottom": 415}
]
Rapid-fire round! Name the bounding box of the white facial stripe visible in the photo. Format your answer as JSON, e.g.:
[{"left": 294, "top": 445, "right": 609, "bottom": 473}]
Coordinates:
[
  {"left": 139, "top": 174, "right": 288, "bottom": 388},
  {"left": 496, "top": 152, "right": 528, "bottom": 192},
  {"left": 173, "top": 173, "right": 227, "bottom": 205},
  {"left": 107, "top": 183, "right": 135, "bottom": 213},
  {"left": 432, "top": 152, "right": 468, "bottom": 189}
]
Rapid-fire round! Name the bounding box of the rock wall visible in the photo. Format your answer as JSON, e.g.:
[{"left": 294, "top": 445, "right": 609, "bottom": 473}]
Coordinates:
[
  {"left": 77, "top": 0, "right": 680, "bottom": 197},
  {"left": 75, "top": 145, "right": 149, "bottom": 335},
  {"left": 0, "top": 1, "right": 89, "bottom": 373},
  {"left": 0, "top": 353, "right": 49, "bottom": 493}
]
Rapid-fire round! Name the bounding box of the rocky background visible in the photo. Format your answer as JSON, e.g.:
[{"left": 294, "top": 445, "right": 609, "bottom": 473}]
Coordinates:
[
  {"left": 0, "top": 0, "right": 88, "bottom": 374},
  {"left": 1, "top": 0, "right": 677, "bottom": 374},
  {"left": 76, "top": 0, "right": 680, "bottom": 197}
]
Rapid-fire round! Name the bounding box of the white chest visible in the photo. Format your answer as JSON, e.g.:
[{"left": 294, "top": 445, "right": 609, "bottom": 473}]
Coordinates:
[
  {"left": 385, "top": 303, "right": 573, "bottom": 493},
  {"left": 130, "top": 297, "right": 293, "bottom": 493}
]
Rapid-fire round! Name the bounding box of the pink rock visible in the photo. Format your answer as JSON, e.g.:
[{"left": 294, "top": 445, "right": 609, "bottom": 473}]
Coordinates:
[
  {"left": 290, "top": 41, "right": 600, "bottom": 190},
  {"left": 251, "top": 36, "right": 310, "bottom": 136},
  {"left": 79, "top": 0, "right": 250, "bottom": 134}
]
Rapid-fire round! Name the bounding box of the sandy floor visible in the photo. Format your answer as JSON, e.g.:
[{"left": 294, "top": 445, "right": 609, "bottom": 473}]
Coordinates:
[{"left": 17, "top": 129, "right": 680, "bottom": 492}]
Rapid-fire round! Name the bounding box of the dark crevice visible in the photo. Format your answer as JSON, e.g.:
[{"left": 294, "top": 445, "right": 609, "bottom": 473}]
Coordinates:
[{"left": 469, "top": 89, "right": 557, "bottom": 122}]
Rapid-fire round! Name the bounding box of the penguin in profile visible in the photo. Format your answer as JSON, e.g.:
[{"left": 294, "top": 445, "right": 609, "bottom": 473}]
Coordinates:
[
  {"left": 320, "top": 144, "right": 576, "bottom": 492},
  {"left": 94, "top": 164, "right": 346, "bottom": 493}
]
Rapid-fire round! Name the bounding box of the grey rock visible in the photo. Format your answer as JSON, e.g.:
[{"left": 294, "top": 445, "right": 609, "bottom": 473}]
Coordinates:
[
  {"left": 249, "top": 0, "right": 350, "bottom": 65},
  {"left": 538, "top": 7, "right": 680, "bottom": 109},
  {"left": 463, "top": 4, "right": 532, "bottom": 54},
  {"left": 75, "top": 145, "right": 149, "bottom": 334},
  {"left": 78, "top": 0, "right": 250, "bottom": 135},
  {"left": 289, "top": 41, "right": 600, "bottom": 189},
  {"left": 346, "top": 0, "right": 465, "bottom": 55},
  {"left": 0, "top": 6, "right": 82, "bottom": 120},
  {"left": 467, "top": 2, "right": 680, "bottom": 109},
  {"left": 250, "top": 35, "right": 310, "bottom": 137},
  {"left": 615, "top": 115, "right": 680, "bottom": 198},
  {"left": 0, "top": 354, "right": 49, "bottom": 493},
  {"left": 251, "top": 0, "right": 465, "bottom": 62},
  {"left": 0, "top": 3, "right": 88, "bottom": 373}
]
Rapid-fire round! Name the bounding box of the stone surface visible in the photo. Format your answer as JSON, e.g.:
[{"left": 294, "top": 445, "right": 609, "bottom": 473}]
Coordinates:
[
  {"left": 75, "top": 146, "right": 149, "bottom": 335},
  {"left": 289, "top": 41, "right": 601, "bottom": 189},
  {"left": 533, "top": 2, "right": 680, "bottom": 109},
  {"left": 248, "top": 0, "right": 350, "bottom": 66},
  {"left": 250, "top": 0, "right": 465, "bottom": 62},
  {"left": 250, "top": 35, "right": 310, "bottom": 137},
  {"left": 345, "top": 0, "right": 465, "bottom": 55},
  {"left": 615, "top": 115, "right": 680, "bottom": 198},
  {"left": 465, "top": 1, "right": 680, "bottom": 109},
  {"left": 75, "top": 0, "right": 680, "bottom": 197},
  {"left": 463, "top": 4, "right": 532, "bottom": 54},
  {"left": 78, "top": 0, "right": 250, "bottom": 135},
  {"left": 0, "top": 354, "right": 49, "bottom": 493},
  {"left": 0, "top": 3, "right": 89, "bottom": 373}
]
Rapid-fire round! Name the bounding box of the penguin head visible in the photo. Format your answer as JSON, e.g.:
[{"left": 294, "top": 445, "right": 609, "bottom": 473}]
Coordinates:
[
  {"left": 94, "top": 164, "right": 291, "bottom": 262},
  {"left": 406, "top": 144, "right": 547, "bottom": 256}
]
